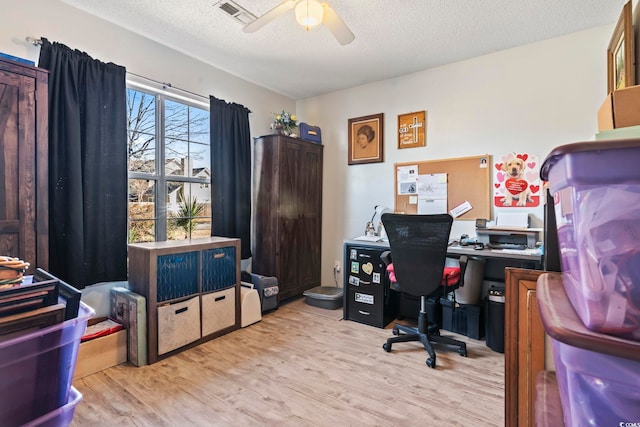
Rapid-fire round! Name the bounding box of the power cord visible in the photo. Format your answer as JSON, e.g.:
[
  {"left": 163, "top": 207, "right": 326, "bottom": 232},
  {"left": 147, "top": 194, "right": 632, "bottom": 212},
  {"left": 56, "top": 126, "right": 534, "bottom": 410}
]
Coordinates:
[{"left": 333, "top": 264, "right": 340, "bottom": 287}]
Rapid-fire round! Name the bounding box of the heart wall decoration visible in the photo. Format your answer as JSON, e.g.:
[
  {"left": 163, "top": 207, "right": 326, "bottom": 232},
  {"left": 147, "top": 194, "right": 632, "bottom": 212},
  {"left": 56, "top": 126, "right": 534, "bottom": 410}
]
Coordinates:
[{"left": 493, "top": 152, "right": 541, "bottom": 208}]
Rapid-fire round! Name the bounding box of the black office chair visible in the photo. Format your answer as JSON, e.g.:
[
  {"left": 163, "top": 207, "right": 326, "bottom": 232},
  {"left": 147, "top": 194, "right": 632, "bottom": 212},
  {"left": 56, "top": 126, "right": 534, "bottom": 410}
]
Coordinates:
[{"left": 380, "top": 213, "right": 468, "bottom": 368}]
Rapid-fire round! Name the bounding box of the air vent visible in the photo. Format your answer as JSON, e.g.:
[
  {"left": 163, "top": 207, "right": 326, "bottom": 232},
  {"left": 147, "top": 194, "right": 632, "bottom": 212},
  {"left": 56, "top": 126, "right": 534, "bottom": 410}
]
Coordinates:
[
  {"left": 219, "top": 2, "right": 239, "bottom": 15},
  {"left": 216, "top": 1, "right": 257, "bottom": 25}
]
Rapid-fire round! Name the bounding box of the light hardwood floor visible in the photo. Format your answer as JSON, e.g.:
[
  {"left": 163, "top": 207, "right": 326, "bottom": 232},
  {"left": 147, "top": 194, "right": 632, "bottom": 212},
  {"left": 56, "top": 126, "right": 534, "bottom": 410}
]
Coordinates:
[{"left": 72, "top": 298, "right": 504, "bottom": 426}]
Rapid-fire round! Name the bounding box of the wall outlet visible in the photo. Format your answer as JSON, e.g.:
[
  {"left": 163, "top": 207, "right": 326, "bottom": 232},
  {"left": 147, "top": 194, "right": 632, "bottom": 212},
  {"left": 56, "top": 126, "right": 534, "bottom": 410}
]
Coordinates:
[{"left": 334, "top": 260, "right": 341, "bottom": 273}]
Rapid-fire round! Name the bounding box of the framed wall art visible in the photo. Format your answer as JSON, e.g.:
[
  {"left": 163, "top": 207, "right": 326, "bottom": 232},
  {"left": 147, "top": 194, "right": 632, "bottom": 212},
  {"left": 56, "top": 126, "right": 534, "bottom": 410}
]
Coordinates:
[
  {"left": 608, "top": 0, "right": 635, "bottom": 93},
  {"left": 397, "top": 110, "right": 426, "bottom": 149},
  {"left": 348, "top": 113, "right": 384, "bottom": 165}
]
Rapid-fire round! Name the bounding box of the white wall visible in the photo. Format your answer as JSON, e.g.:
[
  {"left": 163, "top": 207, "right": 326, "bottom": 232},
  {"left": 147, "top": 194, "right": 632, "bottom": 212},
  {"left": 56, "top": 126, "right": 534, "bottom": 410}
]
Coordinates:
[
  {"left": 0, "top": 0, "right": 295, "bottom": 142},
  {"left": 297, "top": 26, "right": 613, "bottom": 288}
]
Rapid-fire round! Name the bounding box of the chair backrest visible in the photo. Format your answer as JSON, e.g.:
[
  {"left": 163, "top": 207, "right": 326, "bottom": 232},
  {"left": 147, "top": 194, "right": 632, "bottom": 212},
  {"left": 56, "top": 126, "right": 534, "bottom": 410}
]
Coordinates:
[{"left": 381, "top": 213, "right": 453, "bottom": 298}]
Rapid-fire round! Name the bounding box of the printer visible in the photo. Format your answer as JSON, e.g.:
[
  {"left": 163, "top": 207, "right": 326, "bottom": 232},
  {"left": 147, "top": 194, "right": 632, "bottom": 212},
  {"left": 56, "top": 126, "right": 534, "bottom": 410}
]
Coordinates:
[
  {"left": 476, "top": 227, "right": 540, "bottom": 249},
  {"left": 476, "top": 213, "right": 540, "bottom": 249}
]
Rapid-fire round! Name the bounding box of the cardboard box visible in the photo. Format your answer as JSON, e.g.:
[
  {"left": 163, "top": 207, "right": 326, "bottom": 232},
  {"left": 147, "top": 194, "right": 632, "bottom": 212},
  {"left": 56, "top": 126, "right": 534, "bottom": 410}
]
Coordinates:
[
  {"left": 598, "top": 85, "right": 640, "bottom": 131},
  {"left": 74, "top": 319, "right": 127, "bottom": 380}
]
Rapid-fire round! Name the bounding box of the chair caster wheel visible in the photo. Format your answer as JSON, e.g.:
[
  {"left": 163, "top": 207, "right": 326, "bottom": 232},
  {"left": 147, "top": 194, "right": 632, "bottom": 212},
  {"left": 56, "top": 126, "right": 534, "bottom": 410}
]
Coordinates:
[
  {"left": 392, "top": 327, "right": 399, "bottom": 336},
  {"left": 382, "top": 342, "right": 392, "bottom": 352},
  {"left": 426, "top": 358, "right": 436, "bottom": 368},
  {"left": 459, "top": 348, "right": 467, "bottom": 357}
]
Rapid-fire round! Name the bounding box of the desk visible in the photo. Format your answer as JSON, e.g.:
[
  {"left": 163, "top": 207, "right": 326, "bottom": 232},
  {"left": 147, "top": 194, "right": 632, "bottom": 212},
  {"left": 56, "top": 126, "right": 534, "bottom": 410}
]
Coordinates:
[
  {"left": 447, "top": 245, "right": 542, "bottom": 263},
  {"left": 344, "top": 240, "right": 542, "bottom": 278},
  {"left": 446, "top": 245, "right": 542, "bottom": 283},
  {"left": 342, "top": 239, "right": 543, "bottom": 327},
  {"left": 344, "top": 239, "right": 542, "bottom": 261}
]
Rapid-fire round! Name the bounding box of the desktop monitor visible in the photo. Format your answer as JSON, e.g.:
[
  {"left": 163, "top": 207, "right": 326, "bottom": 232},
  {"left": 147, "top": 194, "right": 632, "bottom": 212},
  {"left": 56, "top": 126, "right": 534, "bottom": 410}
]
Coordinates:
[{"left": 543, "top": 188, "right": 561, "bottom": 272}]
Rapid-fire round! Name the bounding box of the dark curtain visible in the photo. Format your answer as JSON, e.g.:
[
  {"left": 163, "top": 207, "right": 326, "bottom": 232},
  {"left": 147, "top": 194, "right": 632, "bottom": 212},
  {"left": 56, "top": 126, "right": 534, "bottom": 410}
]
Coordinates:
[
  {"left": 38, "top": 38, "right": 127, "bottom": 288},
  {"left": 210, "top": 96, "right": 252, "bottom": 259}
]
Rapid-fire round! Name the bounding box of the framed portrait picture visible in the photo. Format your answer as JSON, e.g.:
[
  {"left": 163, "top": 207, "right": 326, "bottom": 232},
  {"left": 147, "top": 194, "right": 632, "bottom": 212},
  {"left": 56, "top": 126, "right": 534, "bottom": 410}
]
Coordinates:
[
  {"left": 607, "top": 0, "right": 634, "bottom": 93},
  {"left": 397, "top": 111, "right": 426, "bottom": 149},
  {"left": 348, "top": 113, "right": 384, "bottom": 165}
]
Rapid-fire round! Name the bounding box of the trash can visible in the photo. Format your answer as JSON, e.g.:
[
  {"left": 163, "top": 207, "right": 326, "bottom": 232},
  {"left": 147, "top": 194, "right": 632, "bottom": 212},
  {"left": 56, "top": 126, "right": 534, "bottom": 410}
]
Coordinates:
[
  {"left": 486, "top": 287, "right": 505, "bottom": 353},
  {"left": 453, "top": 257, "right": 486, "bottom": 305}
]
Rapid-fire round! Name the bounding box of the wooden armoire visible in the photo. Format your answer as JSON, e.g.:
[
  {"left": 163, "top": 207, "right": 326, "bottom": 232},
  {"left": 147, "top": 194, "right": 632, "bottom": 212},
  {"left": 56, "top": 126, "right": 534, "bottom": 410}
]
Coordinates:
[
  {"left": 252, "top": 134, "right": 323, "bottom": 301},
  {"left": 0, "top": 58, "right": 49, "bottom": 272}
]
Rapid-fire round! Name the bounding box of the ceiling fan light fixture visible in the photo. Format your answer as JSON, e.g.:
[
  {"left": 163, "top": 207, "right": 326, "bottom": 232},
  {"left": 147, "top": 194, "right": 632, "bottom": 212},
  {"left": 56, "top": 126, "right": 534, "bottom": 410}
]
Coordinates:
[{"left": 295, "top": 0, "right": 324, "bottom": 30}]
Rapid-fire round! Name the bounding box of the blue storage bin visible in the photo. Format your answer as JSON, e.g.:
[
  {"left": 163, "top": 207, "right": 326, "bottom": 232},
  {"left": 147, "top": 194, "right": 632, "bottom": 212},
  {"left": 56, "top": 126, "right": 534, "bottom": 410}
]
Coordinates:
[
  {"left": 156, "top": 251, "right": 198, "bottom": 301},
  {"left": 202, "top": 246, "right": 236, "bottom": 292}
]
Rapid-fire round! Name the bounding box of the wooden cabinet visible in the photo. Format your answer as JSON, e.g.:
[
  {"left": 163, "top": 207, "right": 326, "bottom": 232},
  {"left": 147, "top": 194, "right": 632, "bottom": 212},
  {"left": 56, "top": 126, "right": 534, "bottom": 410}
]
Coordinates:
[
  {"left": 0, "top": 58, "right": 48, "bottom": 272},
  {"left": 504, "top": 268, "right": 547, "bottom": 427},
  {"left": 127, "top": 237, "right": 241, "bottom": 364},
  {"left": 252, "top": 135, "right": 323, "bottom": 301}
]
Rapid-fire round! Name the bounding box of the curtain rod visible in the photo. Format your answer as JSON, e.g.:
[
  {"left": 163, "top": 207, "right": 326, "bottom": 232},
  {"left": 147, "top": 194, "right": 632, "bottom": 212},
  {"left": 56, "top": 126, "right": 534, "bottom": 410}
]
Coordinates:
[
  {"left": 26, "top": 36, "right": 42, "bottom": 46},
  {"left": 25, "top": 36, "right": 208, "bottom": 102},
  {"left": 127, "top": 72, "right": 209, "bottom": 102}
]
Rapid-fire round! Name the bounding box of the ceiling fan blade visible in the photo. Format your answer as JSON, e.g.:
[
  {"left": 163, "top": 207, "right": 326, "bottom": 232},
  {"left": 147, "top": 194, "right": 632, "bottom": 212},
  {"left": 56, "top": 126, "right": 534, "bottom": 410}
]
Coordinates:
[
  {"left": 243, "top": 1, "right": 297, "bottom": 33},
  {"left": 322, "top": 3, "right": 355, "bottom": 45}
]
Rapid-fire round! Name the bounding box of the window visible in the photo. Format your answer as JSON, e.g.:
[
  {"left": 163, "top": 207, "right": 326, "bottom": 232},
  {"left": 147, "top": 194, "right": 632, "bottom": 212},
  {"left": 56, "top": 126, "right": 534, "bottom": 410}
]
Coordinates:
[{"left": 127, "top": 87, "right": 211, "bottom": 243}]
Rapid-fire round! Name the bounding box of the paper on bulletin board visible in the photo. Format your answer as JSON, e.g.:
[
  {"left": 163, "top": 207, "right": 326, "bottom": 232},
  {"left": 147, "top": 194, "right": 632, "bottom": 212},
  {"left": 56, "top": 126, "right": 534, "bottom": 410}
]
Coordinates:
[
  {"left": 397, "top": 165, "right": 418, "bottom": 195},
  {"left": 417, "top": 173, "right": 447, "bottom": 214}
]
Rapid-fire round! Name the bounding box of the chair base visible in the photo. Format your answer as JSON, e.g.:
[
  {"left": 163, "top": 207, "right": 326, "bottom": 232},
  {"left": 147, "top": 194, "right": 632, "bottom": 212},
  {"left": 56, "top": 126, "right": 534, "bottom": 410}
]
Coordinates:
[{"left": 382, "top": 316, "right": 468, "bottom": 368}]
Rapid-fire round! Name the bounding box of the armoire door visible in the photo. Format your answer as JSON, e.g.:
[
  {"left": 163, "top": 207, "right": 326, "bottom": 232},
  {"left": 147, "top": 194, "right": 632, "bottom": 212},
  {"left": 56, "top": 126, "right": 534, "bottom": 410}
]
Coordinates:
[
  {"left": 295, "top": 142, "right": 323, "bottom": 290},
  {"left": 0, "top": 59, "right": 48, "bottom": 272},
  {"left": 276, "top": 140, "right": 302, "bottom": 299},
  {"left": 276, "top": 139, "right": 323, "bottom": 299}
]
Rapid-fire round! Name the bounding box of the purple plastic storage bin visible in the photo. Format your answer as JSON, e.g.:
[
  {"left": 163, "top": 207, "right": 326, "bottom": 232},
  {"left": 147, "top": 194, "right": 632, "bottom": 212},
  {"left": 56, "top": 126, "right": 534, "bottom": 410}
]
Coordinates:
[
  {"left": 541, "top": 139, "right": 640, "bottom": 339},
  {"left": 538, "top": 274, "right": 640, "bottom": 427},
  {"left": 551, "top": 338, "right": 640, "bottom": 426},
  {"left": 0, "top": 302, "right": 94, "bottom": 427},
  {"left": 23, "top": 386, "right": 83, "bottom": 427}
]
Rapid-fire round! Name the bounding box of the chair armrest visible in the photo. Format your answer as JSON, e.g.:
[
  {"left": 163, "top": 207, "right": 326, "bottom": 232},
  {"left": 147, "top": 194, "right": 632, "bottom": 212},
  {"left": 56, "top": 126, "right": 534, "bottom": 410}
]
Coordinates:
[{"left": 380, "top": 250, "right": 392, "bottom": 266}]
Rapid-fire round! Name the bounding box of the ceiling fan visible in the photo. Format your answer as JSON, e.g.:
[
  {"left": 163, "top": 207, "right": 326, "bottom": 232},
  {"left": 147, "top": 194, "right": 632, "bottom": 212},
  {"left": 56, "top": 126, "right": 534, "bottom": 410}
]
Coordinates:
[{"left": 243, "top": 0, "right": 355, "bottom": 46}]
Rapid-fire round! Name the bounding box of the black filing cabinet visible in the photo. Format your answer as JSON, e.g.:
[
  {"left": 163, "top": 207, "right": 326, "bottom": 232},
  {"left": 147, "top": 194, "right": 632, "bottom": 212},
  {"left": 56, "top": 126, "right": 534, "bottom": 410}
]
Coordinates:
[{"left": 343, "top": 241, "right": 398, "bottom": 328}]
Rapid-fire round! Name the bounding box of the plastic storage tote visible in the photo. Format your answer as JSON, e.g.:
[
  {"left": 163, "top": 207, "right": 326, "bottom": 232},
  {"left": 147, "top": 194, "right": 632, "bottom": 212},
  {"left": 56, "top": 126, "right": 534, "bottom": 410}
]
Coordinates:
[
  {"left": 540, "top": 139, "right": 640, "bottom": 339},
  {"left": 440, "top": 296, "right": 484, "bottom": 340},
  {"left": 537, "top": 273, "right": 640, "bottom": 427},
  {"left": 0, "top": 302, "right": 94, "bottom": 427},
  {"left": 23, "top": 386, "right": 83, "bottom": 427}
]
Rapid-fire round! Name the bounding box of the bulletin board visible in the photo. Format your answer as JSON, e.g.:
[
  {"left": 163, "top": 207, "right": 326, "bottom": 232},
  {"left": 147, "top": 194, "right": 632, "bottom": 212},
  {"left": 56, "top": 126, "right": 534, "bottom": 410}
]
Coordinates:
[{"left": 394, "top": 154, "right": 492, "bottom": 220}]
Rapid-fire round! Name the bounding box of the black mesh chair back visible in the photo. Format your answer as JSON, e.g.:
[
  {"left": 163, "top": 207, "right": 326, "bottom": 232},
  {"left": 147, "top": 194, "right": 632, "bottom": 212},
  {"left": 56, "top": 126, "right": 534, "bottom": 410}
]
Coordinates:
[
  {"left": 381, "top": 213, "right": 452, "bottom": 298},
  {"left": 380, "top": 213, "right": 468, "bottom": 368}
]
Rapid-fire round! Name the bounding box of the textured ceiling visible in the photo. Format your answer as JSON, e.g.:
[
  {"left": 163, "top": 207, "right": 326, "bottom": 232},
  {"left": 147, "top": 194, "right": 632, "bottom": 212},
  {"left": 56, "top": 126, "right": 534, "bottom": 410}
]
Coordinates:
[{"left": 60, "top": 0, "right": 627, "bottom": 99}]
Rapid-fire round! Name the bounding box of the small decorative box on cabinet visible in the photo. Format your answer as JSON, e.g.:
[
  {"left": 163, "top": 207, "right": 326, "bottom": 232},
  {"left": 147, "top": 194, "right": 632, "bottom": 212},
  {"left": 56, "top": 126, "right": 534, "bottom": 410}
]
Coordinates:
[{"left": 128, "top": 237, "right": 241, "bottom": 364}]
